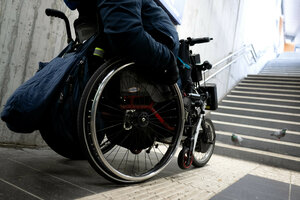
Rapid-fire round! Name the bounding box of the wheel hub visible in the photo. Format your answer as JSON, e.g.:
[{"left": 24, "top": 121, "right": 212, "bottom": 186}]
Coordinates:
[{"left": 137, "top": 112, "right": 149, "bottom": 128}]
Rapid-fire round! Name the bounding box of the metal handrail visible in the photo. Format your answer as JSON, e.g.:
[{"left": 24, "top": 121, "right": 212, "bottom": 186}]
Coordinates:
[{"left": 201, "top": 44, "right": 257, "bottom": 84}]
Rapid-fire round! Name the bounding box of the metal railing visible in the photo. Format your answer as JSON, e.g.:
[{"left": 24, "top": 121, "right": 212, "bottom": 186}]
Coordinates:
[{"left": 201, "top": 44, "right": 257, "bottom": 84}]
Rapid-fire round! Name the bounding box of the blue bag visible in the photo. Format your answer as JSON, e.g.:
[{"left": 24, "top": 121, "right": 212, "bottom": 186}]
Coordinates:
[
  {"left": 38, "top": 50, "right": 92, "bottom": 159},
  {"left": 1, "top": 36, "right": 96, "bottom": 133}
]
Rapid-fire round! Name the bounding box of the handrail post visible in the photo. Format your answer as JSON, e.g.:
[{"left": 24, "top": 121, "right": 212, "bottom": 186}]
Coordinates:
[{"left": 250, "top": 44, "right": 257, "bottom": 62}]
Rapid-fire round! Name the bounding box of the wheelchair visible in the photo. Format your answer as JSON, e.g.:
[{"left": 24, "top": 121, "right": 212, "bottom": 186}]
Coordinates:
[{"left": 43, "top": 9, "right": 216, "bottom": 184}]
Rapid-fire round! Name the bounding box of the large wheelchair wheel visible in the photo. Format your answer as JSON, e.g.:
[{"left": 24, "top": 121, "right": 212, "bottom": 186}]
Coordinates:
[
  {"left": 192, "top": 118, "right": 216, "bottom": 167},
  {"left": 78, "top": 58, "right": 185, "bottom": 183}
]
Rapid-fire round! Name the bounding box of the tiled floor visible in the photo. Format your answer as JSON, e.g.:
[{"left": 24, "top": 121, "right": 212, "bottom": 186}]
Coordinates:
[{"left": 0, "top": 146, "right": 299, "bottom": 200}]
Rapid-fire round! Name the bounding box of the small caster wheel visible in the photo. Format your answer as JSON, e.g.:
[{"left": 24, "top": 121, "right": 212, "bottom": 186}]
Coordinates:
[{"left": 177, "top": 148, "right": 193, "bottom": 169}]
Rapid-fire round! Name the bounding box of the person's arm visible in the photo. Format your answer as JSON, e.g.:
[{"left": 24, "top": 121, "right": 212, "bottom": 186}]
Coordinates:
[
  {"left": 98, "top": 0, "right": 173, "bottom": 70},
  {"left": 63, "top": 0, "right": 80, "bottom": 10}
]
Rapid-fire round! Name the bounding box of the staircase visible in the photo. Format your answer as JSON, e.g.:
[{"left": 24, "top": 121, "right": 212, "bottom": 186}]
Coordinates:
[{"left": 209, "top": 53, "right": 300, "bottom": 171}]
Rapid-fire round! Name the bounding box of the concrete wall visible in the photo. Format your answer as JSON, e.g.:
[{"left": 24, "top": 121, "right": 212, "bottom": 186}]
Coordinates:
[
  {"left": 178, "top": 0, "right": 282, "bottom": 101},
  {"left": 294, "top": 32, "right": 300, "bottom": 51},
  {"left": 0, "top": 0, "right": 77, "bottom": 146},
  {"left": 0, "top": 0, "right": 282, "bottom": 146}
]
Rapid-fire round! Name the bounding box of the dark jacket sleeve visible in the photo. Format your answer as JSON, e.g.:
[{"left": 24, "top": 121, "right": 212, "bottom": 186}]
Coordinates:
[
  {"left": 97, "top": 0, "right": 174, "bottom": 69},
  {"left": 64, "top": 0, "right": 80, "bottom": 10}
]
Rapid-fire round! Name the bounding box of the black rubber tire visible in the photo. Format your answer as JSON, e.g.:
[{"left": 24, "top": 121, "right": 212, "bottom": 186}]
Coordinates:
[
  {"left": 77, "top": 58, "right": 185, "bottom": 183},
  {"left": 177, "top": 147, "right": 194, "bottom": 169},
  {"left": 192, "top": 118, "right": 216, "bottom": 167}
]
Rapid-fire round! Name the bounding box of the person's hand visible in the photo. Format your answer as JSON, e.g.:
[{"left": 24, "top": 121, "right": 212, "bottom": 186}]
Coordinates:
[{"left": 159, "top": 51, "right": 179, "bottom": 85}]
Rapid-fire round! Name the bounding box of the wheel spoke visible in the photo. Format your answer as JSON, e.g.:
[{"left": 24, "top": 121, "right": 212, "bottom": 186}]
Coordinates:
[
  {"left": 100, "top": 102, "right": 123, "bottom": 113},
  {"left": 96, "top": 122, "right": 123, "bottom": 132},
  {"left": 148, "top": 121, "right": 176, "bottom": 136},
  {"left": 148, "top": 101, "right": 175, "bottom": 117}
]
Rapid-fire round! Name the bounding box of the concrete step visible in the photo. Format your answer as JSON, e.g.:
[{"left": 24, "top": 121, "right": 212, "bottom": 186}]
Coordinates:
[
  {"left": 259, "top": 59, "right": 300, "bottom": 76},
  {"left": 235, "top": 83, "right": 300, "bottom": 92},
  {"left": 247, "top": 74, "right": 300, "bottom": 79},
  {"left": 219, "top": 101, "right": 300, "bottom": 115},
  {"left": 245, "top": 75, "right": 300, "bottom": 82},
  {"left": 214, "top": 142, "right": 300, "bottom": 171},
  {"left": 214, "top": 106, "right": 300, "bottom": 122},
  {"left": 223, "top": 95, "right": 300, "bottom": 107},
  {"left": 241, "top": 79, "right": 300, "bottom": 87},
  {"left": 210, "top": 113, "right": 300, "bottom": 131},
  {"left": 209, "top": 69, "right": 300, "bottom": 170},
  {"left": 215, "top": 131, "right": 300, "bottom": 157},
  {"left": 211, "top": 120, "right": 300, "bottom": 143}
]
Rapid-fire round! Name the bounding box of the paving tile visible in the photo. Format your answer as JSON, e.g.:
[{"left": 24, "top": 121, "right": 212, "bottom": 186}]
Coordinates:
[
  {"left": 0, "top": 179, "right": 39, "bottom": 200},
  {"left": 250, "top": 165, "right": 292, "bottom": 184},
  {"left": 291, "top": 172, "right": 300, "bottom": 186},
  {"left": 291, "top": 184, "right": 300, "bottom": 200},
  {"left": 210, "top": 174, "right": 290, "bottom": 200},
  {"left": 1, "top": 147, "right": 299, "bottom": 200}
]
